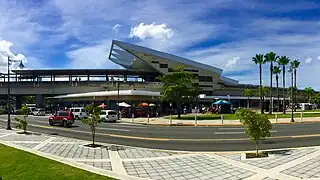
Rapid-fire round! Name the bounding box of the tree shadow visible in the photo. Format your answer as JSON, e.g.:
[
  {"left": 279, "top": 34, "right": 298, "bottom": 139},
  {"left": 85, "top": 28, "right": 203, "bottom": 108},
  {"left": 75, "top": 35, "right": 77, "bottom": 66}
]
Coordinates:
[{"left": 266, "top": 149, "right": 292, "bottom": 156}]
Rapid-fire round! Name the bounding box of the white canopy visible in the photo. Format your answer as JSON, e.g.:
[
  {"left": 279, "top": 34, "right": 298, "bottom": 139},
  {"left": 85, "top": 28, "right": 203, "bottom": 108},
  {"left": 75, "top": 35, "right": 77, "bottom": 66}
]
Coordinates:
[{"left": 117, "top": 102, "right": 131, "bottom": 107}]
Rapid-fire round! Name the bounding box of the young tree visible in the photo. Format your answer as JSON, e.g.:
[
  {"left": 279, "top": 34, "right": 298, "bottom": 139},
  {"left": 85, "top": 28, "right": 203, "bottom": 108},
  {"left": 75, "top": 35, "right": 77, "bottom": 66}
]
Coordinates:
[
  {"left": 252, "top": 54, "right": 266, "bottom": 114},
  {"left": 303, "top": 87, "right": 314, "bottom": 103},
  {"left": 237, "top": 108, "right": 272, "bottom": 156},
  {"left": 81, "top": 103, "right": 102, "bottom": 147},
  {"left": 243, "top": 88, "right": 254, "bottom": 108},
  {"left": 15, "top": 105, "right": 30, "bottom": 134},
  {"left": 264, "top": 52, "right": 278, "bottom": 114},
  {"left": 277, "top": 56, "right": 290, "bottom": 114},
  {"left": 157, "top": 66, "right": 200, "bottom": 119},
  {"left": 273, "top": 66, "right": 281, "bottom": 112}
]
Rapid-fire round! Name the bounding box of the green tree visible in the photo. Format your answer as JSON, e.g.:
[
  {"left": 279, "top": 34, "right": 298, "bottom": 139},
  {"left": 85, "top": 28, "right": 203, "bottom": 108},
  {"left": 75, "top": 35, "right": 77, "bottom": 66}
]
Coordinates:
[
  {"left": 277, "top": 56, "right": 290, "bottom": 114},
  {"left": 23, "top": 96, "right": 35, "bottom": 104},
  {"left": 302, "top": 87, "right": 314, "bottom": 103},
  {"left": 252, "top": 54, "right": 266, "bottom": 114},
  {"left": 273, "top": 66, "right": 281, "bottom": 112},
  {"left": 291, "top": 60, "right": 300, "bottom": 111},
  {"left": 157, "top": 66, "right": 200, "bottom": 118},
  {"left": 81, "top": 103, "right": 102, "bottom": 147},
  {"left": 15, "top": 105, "right": 30, "bottom": 133},
  {"left": 264, "top": 52, "right": 278, "bottom": 114},
  {"left": 237, "top": 108, "right": 272, "bottom": 156},
  {"left": 243, "top": 88, "right": 254, "bottom": 108}
]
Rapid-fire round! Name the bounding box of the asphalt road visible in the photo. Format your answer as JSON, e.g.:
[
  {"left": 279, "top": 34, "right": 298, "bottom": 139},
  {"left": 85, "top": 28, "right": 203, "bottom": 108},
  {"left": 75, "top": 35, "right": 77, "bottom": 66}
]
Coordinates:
[{"left": 1, "top": 115, "right": 320, "bottom": 151}]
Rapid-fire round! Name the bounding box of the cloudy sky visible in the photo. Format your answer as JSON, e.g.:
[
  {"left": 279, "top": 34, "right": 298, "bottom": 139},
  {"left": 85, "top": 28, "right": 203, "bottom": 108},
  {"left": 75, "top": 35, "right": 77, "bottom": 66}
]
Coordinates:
[{"left": 0, "top": 0, "right": 320, "bottom": 89}]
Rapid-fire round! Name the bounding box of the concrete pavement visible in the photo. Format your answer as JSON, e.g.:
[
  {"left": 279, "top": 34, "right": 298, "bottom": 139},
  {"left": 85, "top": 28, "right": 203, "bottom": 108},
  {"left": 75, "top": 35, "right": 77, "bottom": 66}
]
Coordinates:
[{"left": 1, "top": 128, "right": 320, "bottom": 180}]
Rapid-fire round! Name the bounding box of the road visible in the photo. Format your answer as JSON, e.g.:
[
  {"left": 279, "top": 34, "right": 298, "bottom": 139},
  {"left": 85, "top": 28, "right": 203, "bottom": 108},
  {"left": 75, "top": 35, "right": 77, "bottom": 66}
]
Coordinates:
[{"left": 1, "top": 115, "right": 320, "bottom": 151}]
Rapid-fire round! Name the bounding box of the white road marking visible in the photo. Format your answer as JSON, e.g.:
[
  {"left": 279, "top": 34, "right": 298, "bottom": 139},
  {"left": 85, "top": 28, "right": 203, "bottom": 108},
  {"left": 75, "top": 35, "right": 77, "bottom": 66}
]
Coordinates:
[
  {"left": 108, "top": 124, "right": 147, "bottom": 129},
  {"left": 215, "top": 130, "right": 278, "bottom": 135},
  {"left": 96, "top": 127, "right": 131, "bottom": 132},
  {"left": 219, "top": 127, "right": 245, "bottom": 130}
]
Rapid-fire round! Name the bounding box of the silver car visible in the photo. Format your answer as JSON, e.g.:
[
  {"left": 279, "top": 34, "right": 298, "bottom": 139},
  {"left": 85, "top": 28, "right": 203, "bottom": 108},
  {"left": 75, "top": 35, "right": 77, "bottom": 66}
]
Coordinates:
[{"left": 33, "top": 108, "right": 46, "bottom": 116}]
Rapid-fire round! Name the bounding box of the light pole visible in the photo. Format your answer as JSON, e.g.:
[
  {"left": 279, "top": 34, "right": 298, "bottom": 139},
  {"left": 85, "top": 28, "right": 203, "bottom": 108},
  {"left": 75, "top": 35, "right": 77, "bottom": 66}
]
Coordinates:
[
  {"left": 7, "top": 56, "right": 25, "bottom": 130},
  {"left": 117, "top": 78, "right": 120, "bottom": 120}
]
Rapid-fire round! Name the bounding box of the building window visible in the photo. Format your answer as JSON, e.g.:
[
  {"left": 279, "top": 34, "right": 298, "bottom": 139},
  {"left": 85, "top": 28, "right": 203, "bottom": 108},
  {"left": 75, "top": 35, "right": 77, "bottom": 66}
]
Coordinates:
[
  {"left": 200, "top": 85, "right": 213, "bottom": 88},
  {"left": 184, "top": 69, "right": 199, "bottom": 72},
  {"left": 160, "top": 64, "right": 168, "bottom": 68},
  {"left": 205, "top": 76, "right": 213, "bottom": 82},
  {"left": 151, "top": 61, "right": 159, "bottom": 64},
  {"left": 199, "top": 76, "right": 206, "bottom": 81}
]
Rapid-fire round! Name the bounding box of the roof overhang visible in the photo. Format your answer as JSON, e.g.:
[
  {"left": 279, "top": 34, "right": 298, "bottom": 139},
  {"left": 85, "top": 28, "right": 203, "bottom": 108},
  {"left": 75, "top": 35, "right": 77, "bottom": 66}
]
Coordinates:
[{"left": 49, "top": 90, "right": 161, "bottom": 99}]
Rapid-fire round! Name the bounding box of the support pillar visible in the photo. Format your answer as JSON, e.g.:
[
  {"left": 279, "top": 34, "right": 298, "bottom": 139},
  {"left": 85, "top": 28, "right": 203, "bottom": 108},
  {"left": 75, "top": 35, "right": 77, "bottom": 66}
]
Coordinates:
[
  {"left": 36, "top": 94, "right": 44, "bottom": 108},
  {"left": 15, "top": 95, "right": 23, "bottom": 110}
]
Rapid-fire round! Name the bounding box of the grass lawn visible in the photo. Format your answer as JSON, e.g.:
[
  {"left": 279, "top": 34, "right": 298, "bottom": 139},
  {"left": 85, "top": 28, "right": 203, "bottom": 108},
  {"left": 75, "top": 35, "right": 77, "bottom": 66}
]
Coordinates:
[
  {"left": 165, "top": 112, "right": 320, "bottom": 120},
  {"left": 0, "top": 144, "right": 113, "bottom": 180}
]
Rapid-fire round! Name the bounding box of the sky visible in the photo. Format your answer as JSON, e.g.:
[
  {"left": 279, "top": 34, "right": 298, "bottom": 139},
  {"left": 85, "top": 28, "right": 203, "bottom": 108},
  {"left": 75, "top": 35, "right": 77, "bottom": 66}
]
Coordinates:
[{"left": 0, "top": 0, "right": 320, "bottom": 89}]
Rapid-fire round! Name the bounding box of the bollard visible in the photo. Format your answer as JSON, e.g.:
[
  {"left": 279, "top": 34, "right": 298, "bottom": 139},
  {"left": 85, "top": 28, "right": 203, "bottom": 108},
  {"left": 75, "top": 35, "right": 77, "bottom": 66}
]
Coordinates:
[
  {"left": 195, "top": 113, "right": 198, "bottom": 126},
  {"left": 147, "top": 114, "right": 150, "bottom": 124},
  {"left": 300, "top": 112, "right": 303, "bottom": 122},
  {"left": 131, "top": 113, "right": 134, "bottom": 123},
  {"left": 221, "top": 114, "right": 224, "bottom": 124},
  {"left": 170, "top": 114, "right": 172, "bottom": 125},
  {"left": 275, "top": 113, "right": 278, "bottom": 123}
]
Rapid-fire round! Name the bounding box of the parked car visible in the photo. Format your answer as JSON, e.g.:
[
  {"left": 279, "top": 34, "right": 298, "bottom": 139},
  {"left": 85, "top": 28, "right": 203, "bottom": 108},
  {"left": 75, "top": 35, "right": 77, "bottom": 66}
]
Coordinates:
[
  {"left": 100, "top": 110, "right": 118, "bottom": 122},
  {"left": 69, "top": 107, "right": 88, "bottom": 120},
  {"left": 48, "top": 111, "right": 74, "bottom": 127},
  {"left": 28, "top": 107, "right": 36, "bottom": 115},
  {"left": 32, "top": 108, "right": 46, "bottom": 116}
]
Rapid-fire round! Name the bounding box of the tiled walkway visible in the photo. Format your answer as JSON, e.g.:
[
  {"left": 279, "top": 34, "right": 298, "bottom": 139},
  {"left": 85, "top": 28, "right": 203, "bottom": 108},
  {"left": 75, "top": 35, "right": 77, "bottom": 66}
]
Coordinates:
[{"left": 0, "top": 128, "right": 320, "bottom": 180}]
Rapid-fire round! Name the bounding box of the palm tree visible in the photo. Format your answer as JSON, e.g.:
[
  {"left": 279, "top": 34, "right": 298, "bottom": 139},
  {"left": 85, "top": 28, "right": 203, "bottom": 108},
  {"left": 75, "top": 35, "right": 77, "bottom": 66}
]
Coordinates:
[
  {"left": 264, "top": 52, "right": 278, "bottom": 114},
  {"left": 273, "top": 66, "right": 281, "bottom": 112},
  {"left": 277, "top": 56, "right": 290, "bottom": 114},
  {"left": 252, "top": 54, "right": 265, "bottom": 114},
  {"left": 291, "top": 60, "right": 300, "bottom": 111},
  {"left": 303, "top": 87, "right": 314, "bottom": 103},
  {"left": 243, "top": 88, "right": 254, "bottom": 108}
]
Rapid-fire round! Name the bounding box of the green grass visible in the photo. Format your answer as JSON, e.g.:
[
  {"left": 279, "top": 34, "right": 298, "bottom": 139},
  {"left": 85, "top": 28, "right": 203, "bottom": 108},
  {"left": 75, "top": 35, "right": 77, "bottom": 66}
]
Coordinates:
[
  {"left": 165, "top": 112, "right": 320, "bottom": 120},
  {"left": 0, "top": 144, "right": 113, "bottom": 180}
]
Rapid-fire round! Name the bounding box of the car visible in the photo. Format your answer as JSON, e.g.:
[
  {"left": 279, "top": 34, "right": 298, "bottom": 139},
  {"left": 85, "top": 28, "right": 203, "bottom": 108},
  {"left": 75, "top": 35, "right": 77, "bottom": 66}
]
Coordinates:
[
  {"left": 69, "top": 107, "right": 88, "bottom": 120},
  {"left": 100, "top": 110, "right": 118, "bottom": 122},
  {"left": 28, "top": 107, "right": 36, "bottom": 115},
  {"left": 32, "top": 108, "right": 46, "bottom": 116},
  {"left": 48, "top": 111, "right": 74, "bottom": 127}
]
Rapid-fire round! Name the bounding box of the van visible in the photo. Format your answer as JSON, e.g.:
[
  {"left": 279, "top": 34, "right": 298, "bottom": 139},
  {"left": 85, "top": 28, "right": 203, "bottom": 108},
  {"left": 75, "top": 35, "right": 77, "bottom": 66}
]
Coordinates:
[
  {"left": 100, "top": 110, "right": 118, "bottom": 122},
  {"left": 69, "top": 107, "right": 88, "bottom": 119}
]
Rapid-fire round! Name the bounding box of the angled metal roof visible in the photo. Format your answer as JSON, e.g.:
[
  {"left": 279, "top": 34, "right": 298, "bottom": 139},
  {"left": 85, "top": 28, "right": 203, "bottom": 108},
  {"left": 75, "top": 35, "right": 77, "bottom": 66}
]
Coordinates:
[
  {"left": 109, "top": 40, "right": 223, "bottom": 75},
  {"left": 220, "top": 76, "right": 239, "bottom": 85}
]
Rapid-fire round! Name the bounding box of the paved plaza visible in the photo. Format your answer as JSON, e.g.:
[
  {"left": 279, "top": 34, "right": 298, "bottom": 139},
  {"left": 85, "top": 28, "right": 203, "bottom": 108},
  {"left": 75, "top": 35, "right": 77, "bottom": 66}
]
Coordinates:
[{"left": 1, "top": 128, "right": 320, "bottom": 179}]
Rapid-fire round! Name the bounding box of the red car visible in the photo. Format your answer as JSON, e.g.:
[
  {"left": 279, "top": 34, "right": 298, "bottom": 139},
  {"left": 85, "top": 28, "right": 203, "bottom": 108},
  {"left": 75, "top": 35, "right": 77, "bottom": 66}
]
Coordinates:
[{"left": 49, "top": 111, "right": 74, "bottom": 127}]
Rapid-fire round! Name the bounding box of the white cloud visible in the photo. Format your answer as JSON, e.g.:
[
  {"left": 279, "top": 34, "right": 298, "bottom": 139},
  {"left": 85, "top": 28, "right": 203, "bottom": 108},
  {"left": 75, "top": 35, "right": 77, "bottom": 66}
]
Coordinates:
[
  {"left": 305, "top": 57, "right": 312, "bottom": 64},
  {"left": 129, "top": 23, "right": 174, "bottom": 41},
  {"left": 66, "top": 40, "right": 122, "bottom": 69},
  {"left": 225, "top": 57, "right": 240, "bottom": 69},
  {"left": 112, "top": 24, "right": 121, "bottom": 34},
  {"left": 0, "top": 39, "right": 27, "bottom": 72},
  {"left": 317, "top": 56, "right": 320, "bottom": 61}
]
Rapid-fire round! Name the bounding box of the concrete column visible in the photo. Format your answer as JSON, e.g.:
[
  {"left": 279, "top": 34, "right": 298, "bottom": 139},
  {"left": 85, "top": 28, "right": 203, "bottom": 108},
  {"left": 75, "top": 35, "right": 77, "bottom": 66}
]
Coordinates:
[
  {"left": 36, "top": 94, "right": 44, "bottom": 108},
  {"left": 15, "top": 95, "right": 23, "bottom": 110}
]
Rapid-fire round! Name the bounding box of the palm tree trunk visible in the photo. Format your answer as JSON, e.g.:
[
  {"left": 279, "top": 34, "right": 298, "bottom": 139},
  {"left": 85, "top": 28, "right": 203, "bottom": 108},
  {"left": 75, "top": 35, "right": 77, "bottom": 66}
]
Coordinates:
[
  {"left": 247, "top": 97, "right": 250, "bottom": 108},
  {"left": 259, "top": 64, "right": 263, "bottom": 114},
  {"left": 276, "top": 75, "right": 280, "bottom": 112},
  {"left": 291, "top": 70, "right": 294, "bottom": 122},
  {"left": 283, "top": 65, "right": 286, "bottom": 114},
  {"left": 269, "top": 63, "right": 273, "bottom": 114},
  {"left": 294, "top": 69, "right": 297, "bottom": 112}
]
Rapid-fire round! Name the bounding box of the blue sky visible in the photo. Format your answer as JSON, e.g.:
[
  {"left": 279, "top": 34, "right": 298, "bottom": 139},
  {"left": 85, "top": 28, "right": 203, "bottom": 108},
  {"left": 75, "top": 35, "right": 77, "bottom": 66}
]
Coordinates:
[{"left": 1, "top": 0, "right": 320, "bottom": 89}]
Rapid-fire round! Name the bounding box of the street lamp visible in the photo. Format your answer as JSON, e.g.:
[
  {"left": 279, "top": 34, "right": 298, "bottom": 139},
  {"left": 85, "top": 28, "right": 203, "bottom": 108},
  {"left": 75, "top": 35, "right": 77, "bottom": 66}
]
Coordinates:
[
  {"left": 7, "top": 56, "right": 25, "bottom": 130},
  {"left": 117, "top": 78, "right": 120, "bottom": 120}
]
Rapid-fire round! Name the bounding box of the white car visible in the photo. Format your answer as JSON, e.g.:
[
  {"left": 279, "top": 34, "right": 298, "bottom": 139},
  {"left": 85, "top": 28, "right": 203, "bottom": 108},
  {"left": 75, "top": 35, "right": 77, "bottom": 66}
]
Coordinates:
[
  {"left": 33, "top": 108, "right": 46, "bottom": 116},
  {"left": 100, "top": 110, "right": 118, "bottom": 122},
  {"left": 70, "top": 107, "right": 88, "bottom": 120}
]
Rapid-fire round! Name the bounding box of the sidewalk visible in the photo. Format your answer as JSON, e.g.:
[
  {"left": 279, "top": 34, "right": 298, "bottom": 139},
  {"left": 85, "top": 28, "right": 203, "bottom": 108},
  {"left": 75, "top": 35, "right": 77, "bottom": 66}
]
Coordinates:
[
  {"left": 120, "top": 116, "right": 320, "bottom": 126},
  {"left": 1, "top": 128, "right": 320, "bottom": 179}
]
